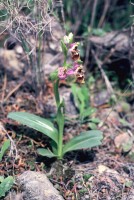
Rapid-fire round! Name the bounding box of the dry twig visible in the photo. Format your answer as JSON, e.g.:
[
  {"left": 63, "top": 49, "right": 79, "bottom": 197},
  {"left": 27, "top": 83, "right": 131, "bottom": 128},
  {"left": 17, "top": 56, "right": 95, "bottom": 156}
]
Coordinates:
[
  {"left": 0, "top": 122, "right": 18, "bottom": 160},
  {"left": 91, "top": 50, "right": 114, "bottom": 94},
  {"left": 4, "top": 80, "right": 25, "bottom": 103}
]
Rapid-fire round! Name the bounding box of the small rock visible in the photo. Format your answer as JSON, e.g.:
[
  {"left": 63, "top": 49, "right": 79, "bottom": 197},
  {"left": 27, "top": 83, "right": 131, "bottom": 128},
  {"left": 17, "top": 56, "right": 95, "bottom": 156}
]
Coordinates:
[
  {"left": 98, "top": 165, "right": 111, "bottom": 174},
  {"left": 77, "top": 184, "right": 83, "bottom": 190},
  {"left": 115, "top": 102, "right": 131, "bottom": 113},
  {"left": 101, "top": 188, "right": 106, "bottom": 193},
  {"left": 15, "top": 45, "right": 23, "bottom": 54},
  {"left": 84, "top": 194, "right": 90, "bottom": 199},
  {"left": 97, "top": 164, "right": 119, "bottom": 175},
  {"left": 16, "top": 171, "right": 64, "bottom": 200},
  {"left": 114, "top": 132, "right": 133, "bottom": 152},
  {"left": 75, "top": 173, "right": 83, "bottom": 180},
  {"left": 92, "top": 90, "right": 111, "bottom": 107},
  {"left": 0, "top": 48, "right": 24, "bottom": 76}
]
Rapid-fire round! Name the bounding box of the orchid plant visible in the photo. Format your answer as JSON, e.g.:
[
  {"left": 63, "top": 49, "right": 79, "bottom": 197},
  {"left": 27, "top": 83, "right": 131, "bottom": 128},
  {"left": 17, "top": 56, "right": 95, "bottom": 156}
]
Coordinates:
[{"left": 8, "top": 33, "right": 103, "bottom": 159}]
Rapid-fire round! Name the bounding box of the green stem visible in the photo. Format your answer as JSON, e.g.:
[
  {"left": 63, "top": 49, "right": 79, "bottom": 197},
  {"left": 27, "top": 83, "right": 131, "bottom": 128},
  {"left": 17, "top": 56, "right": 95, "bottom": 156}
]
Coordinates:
[
  {"left": 57, "top": 107, "right": 64, "bottom": 159},
  {"left": 53, "top": 80, "right": 64, "bottom": 159},
  {"left": 53, "top": 80, "right": 60, "bottom": 106}
]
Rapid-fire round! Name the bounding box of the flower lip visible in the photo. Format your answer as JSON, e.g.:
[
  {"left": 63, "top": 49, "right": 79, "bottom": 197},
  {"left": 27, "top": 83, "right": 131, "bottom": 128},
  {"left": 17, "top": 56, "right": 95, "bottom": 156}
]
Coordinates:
[
  {"left": 58, "top": 67, "right": 67, "bottom": 80},
  {"left": 76, "top": 74, "right": 85, "bottom": 83},
  {"left": 69, "top": 43, "right": 80, "bottom": 61},
  {"left": 71, "top": 53, "right": 80, "bottom": 61},
  {"left": 66, "top": 69, "right": 75, "bottom": 75},
  {"left": 59, "top": 74, "right": 67, "bottom": 80}
]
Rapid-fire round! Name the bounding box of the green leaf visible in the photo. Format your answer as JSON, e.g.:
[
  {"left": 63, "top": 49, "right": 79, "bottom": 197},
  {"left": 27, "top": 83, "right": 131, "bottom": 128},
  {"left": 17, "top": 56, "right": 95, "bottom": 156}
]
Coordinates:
[
  {"left": 89, "top": 118, "right": 101, "bottom": 124},
  {"left": 71, "top": 84, "right": 81, "bottom": 109},
  {"left": 49, "top": 70, "right": 58, "bottom": 82},
  {"left": 61, "top": 40, "right": 68, "bottom": 60},
  {"left": 71, "top": 84, "right": 85, "bottom": 115},
  {"left": 63, "top": 130, "right": 103, "bottom": 154},
  {"left": 0, "top": 176, "right": 14, "bottom": 198},
  {"left": 81, "top": 85, "right": 89, "bottom": 104},
  {"left": 88, "top": 122, "right": 97, "bottom": 130},
  {"left": 53, "top": 80, "right": 60, "bottom": 106},
  {"left": 77, "top": 89, "right": 85, "bottom": 114},
  {"left": 71, "top": 84, "right": 90, "bottom": 118},
  {"left": 56, "top": 100, "right": 65, "bottom": 129},
  {"left": 8, "top": 112, "right": 58, "bottom": 144},
  {"left": 50, "top": 141, "right": 58, "bottom": 155},
  {"left": 125, "top": 180, "right": 133, "bottom": 188},
  {"left": 56, "top": 100, "right": 65, "bottom": 158},
  {"left": 91, "top": 28, "right": 106, "bottom": 36},
  {"left": 0, "top": 139, "right": 10, "bottom": 161},
  {"left": 119, "top": 118, "right": 130, "bottom": 127},
  {"left": 0, "top": 177, "right": 4, "bottom": 183},
  {"left": 37, "top": 148, "right": 57, "bottom": 158},
  {"left": 83, "top": 174, "right": 93, "bottom": 181},
  {"left": 81, "top": 107, "right": 97, "bottom": 120},
  {"left": 122, "top": 141, "right": 133, "bottom": 152}
]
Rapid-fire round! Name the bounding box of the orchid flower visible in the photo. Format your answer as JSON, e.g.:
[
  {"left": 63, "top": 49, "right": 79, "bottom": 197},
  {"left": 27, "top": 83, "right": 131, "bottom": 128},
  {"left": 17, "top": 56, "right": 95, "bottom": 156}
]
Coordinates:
[{"left": 8, "top": 33, "right": 103, "bottom": 160}]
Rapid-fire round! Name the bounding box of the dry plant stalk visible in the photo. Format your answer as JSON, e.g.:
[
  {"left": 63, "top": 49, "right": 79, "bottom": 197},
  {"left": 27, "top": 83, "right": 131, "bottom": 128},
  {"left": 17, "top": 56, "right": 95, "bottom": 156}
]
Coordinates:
[
  {"left": 0, "top": 0, "right": 56, "bottom": 95},
  {"left": 0, "top": 122, "right": 18, "bottom": 160}
]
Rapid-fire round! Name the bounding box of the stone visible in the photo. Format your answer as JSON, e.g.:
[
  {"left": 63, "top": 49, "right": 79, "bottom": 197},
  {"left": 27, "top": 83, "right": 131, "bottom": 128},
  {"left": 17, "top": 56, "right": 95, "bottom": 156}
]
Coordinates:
[
  {"left": 16, "top": 171, "right": 64, "bottom": 200},
  {"left": 84, "top": 194, "right": 90, "bottom": 199}
]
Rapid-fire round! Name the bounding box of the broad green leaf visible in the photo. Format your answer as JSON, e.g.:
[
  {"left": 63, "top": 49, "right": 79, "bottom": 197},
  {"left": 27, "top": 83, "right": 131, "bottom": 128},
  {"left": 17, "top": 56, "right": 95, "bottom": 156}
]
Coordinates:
[
  {"left": 77, "top": 88, "right": 85, "bottom": 114},
  {"left": 0, "top": 139, "right": 10, "bottom": 161},
  {"left": 63, "top": 130, "right": 103, "bottom": 154},
  {"left": 8, "top": 112, "right": 58, "bottom": 144},
  {"left": 0, "top": 176, "right": 14, "bottom": 198},
  {"left": 81, "top": 85, "right": 89, "bottom": 105},
  {"left": 71, "top": 84, "right": 80, "bottom": 109},
  {"left": 71, "top": 84, "right": 90, "bottom": 117},
  {"left": 71, "top": 84, "right": 85, "bottom": 115},
  {"left": 0, "top": 177, "right": 4, "bottom": 183},
  {"left": 37, "top": 148, "right": 57, "bottom": 158}
]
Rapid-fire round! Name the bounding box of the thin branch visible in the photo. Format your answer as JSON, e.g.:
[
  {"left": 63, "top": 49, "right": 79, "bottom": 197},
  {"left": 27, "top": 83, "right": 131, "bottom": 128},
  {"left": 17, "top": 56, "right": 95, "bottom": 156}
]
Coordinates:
[
  {"left": 91, "top": 49, "right": 114, "bottom": 94},
  {"left": 0, "top": 122, "right": 18, "bottom": 160},
  {"left": 73, "top": 0, "right": 92, "bottom": 35},
  {"left": 98, "top": 0, "right": 110, "bottom": 28},
  {"left": 90, "top": 0, "right": 98, "bottom": 28},
  {"left": 85, "top": 0, "right": 98, "bottom": 67},
  {"left": 4, "top": 80, "right": 25, "bottom": 102}
]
